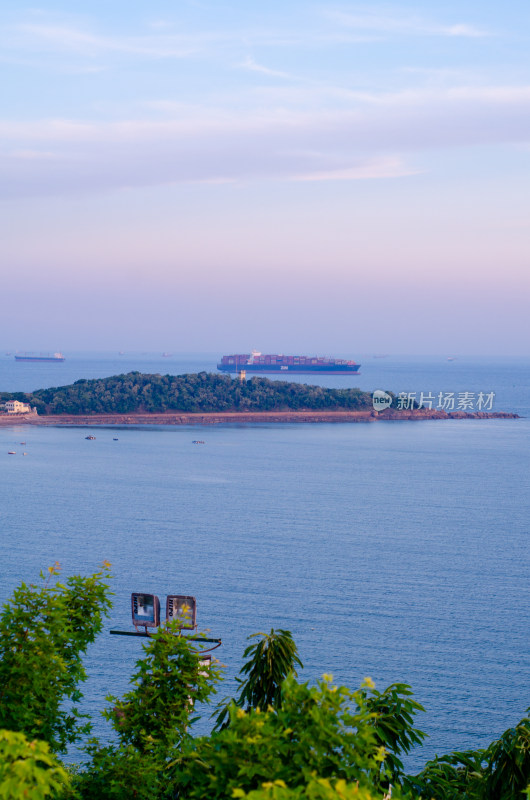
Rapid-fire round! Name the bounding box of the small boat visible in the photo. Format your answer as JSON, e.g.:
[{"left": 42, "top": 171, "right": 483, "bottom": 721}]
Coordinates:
[
  {"left": 113, "top": 437, "right": 119, "bottom": 441},
  {"left": 85, "top": 435, "right": 96, "bottom": 440},
  {"left": 192, "top": 440, "right": 205, "bottom": 444},
  {"left": 20, "top": 441, "right": 26, "bottom": 445},
  {"left": 23, "top": 452, "right": 28, "bottom": 456},
  {"left": 8, "top": 451, "right": 16, "bottom": 455}
]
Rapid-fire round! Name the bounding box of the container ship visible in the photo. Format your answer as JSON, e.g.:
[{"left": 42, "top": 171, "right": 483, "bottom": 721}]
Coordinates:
[
  {"left": 217, "top": 351, "right": 361, "bottom": 375},
  {"left": 14, "top": 352, "right": 65, "bottom": 362}
]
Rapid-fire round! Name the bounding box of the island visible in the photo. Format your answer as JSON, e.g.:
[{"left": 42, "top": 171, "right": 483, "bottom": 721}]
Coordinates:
[{"left": 0, "top": 372, "right": 519, "bottom": 425}]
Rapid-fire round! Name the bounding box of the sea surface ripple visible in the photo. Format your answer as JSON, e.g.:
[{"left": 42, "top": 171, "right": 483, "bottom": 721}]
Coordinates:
[{"left": 0, "top": 352, "right": 528, "bottom": 769}]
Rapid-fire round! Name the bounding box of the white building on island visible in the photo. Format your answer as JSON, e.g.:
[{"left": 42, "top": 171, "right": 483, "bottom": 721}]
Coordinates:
[{"left": 3, "top": 400, "right": 33, "bottom": 414}]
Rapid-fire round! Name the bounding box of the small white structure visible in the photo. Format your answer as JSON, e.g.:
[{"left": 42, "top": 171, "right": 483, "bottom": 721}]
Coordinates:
[{"left": 3, "top": 400, "right": 32, "bottom": 414}]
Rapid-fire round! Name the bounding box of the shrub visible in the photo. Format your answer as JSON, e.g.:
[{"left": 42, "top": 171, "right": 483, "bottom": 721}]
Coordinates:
[
  {"left": 0, "top": 563, "right": 112, "bottom": 752},
  {"left": 0, "top": 728, "right": 70, "bottom": 800}
]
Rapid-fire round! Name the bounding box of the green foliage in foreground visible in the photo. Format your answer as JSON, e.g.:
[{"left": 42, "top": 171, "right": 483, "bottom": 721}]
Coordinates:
[
  {"left": 408, "top": 713, "right": 530, "bottom": 800},
  {"left": 171, "top": 676, "right": 417, "bottom": 800},
  {"left": 0, "top": 371, "right": 374, "bottom": 415},
  {"left": 105, "top": 622, "right": 222, "bottom": 752},
  {"left": 0, "top": 563, "right": 112, "bottom": 753},
  {"left": 214, "top": 629, "right": 303, "bottom": 730},
  {"left": 0, "top": 729, "right": 70, "bottom": 800},
  {"left": 0, "top": 568, "right": 529, "bottom": 800},
  {"left": 232, "top": 778, "right": 386, "bottom": 800},
  {"left": 76, "top": 623, "right": 223, "bottom": 800}
]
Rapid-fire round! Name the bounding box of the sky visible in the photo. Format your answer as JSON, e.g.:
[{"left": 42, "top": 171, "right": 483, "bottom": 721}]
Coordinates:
[{"left": 1, "top": 1, "right": 529, "bottom": 355}]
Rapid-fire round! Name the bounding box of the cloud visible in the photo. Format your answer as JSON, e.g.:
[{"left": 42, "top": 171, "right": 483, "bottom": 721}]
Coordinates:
[
  {"left": 295, "top": 156, "right": 421, "bottom": 181},
  {"left": 327, "top": 9, "right": 488, "bottom": 38},
  {"left": 0, "top": 83, "right": 529, "bottom": 197},
  {"left": 445, "top": 24, "right": 486, "bottom": 38},
  {"left": 239, "top": 56, "right": 294, "bottom": 80},
  {"left": 9, "top": 149, "right": 66, "bottom": 161},
  {"left": 2, "top": 7, "right": 488, "bottom": 71},
  {"left": 3, "top": 22, "right": 213, "bottom": 60}
]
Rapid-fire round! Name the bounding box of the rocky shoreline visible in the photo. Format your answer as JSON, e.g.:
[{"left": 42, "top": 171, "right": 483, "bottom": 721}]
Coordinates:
[{"left": 0, "top": 408, "right": 520, "bottom": 426}]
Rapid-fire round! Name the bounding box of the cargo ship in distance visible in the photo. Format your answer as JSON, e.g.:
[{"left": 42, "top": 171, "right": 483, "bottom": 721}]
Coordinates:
[
  {"left": 217, "top": 351, "right": 361, "bottom": 375},
  {"left": 14, "top": 352, "right": 65, "bottom": 362}
]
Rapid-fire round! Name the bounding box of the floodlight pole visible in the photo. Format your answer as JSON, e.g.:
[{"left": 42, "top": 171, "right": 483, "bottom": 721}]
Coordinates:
[
  {"left": 109, "top": 629, "right": 222, "bottom": 653},
  {"left": 110, "top": 631, "right": 221, "bottom": 642}
]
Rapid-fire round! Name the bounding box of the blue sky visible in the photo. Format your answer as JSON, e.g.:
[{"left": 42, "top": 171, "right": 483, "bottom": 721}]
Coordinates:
[{"left": 1, "top": 1, "right": 529, "bottom": 354}]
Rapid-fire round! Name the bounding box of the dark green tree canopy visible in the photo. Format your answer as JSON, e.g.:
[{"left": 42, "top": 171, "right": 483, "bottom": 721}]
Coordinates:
[{"left": 0, "top": 372, "right": 373, "bottom": 415}]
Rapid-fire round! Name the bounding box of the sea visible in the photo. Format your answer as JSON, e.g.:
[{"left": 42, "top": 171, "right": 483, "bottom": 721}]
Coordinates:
[{"left": 0, "top": 351, "right": 529, "bottom": 770}]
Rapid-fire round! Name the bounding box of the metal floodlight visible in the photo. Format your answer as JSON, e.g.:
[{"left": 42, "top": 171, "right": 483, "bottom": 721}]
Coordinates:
[
  {"left": 131, "top": 593, "right": 160, "bottom": 630},
  {"left": 166, "top": 595, "right": 197, "bottom": 629}
]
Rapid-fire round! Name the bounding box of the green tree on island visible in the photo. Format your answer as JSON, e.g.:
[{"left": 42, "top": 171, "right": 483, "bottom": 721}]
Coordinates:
[{"left": 0, "top": 372, "right": 375, "bottom": 416}]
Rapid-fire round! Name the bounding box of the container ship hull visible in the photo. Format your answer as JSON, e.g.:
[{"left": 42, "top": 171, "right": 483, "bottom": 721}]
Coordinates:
[
  {"left": 15, "top": 353, "right": 65, "bottom": 362},
  {"left": 218, "top": 353, "right": 360, "bottom": 375}
]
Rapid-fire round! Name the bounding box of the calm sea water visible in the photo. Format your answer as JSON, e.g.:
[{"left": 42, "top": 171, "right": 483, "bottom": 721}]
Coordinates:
[{"left": 0, "top": 352, "right": 528, "bottom": 769}]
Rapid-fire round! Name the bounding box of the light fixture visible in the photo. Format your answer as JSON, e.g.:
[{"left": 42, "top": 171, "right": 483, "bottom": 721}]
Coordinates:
[
  {"left": 131, "top": 592, "right": 160, "bottom": 631},
  {"left": 166, "top": 595, "right": 197, "bottom": 629}
]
